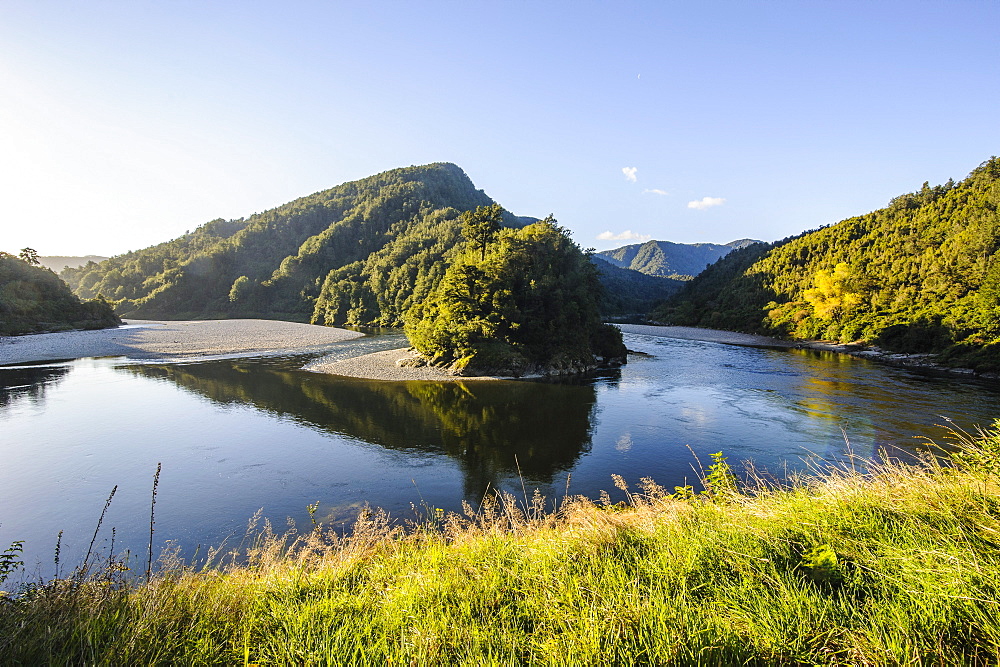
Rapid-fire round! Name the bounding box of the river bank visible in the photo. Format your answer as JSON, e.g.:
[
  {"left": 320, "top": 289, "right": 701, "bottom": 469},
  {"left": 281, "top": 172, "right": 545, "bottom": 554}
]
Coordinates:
[
  {"left": 3, "top": 422, "right": 998, "bottom": 664},
  {"left": 619, "top": 323, "right": 1000, "bottom": 380},
  {"left": 0, "top": 319, "right": 363, "bottom": 365}
]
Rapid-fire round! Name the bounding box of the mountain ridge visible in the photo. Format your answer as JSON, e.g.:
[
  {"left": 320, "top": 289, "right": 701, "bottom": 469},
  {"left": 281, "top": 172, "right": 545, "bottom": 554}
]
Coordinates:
[
  {"left": 597, "top": 238, "right": 762, "bottom": 278},
  {"left": 60, "top": 163, "right": 674, "bottom": 325}
]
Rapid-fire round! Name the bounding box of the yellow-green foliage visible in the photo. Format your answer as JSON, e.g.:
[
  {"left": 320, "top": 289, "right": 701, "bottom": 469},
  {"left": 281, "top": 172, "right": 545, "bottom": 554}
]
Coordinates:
[
  {"left": 802, "top": 262, "right": 864, "bottom": 321},
  {"left": 4, "top": 423, "right": 1000, "bottom": 664},
  {"left": 655, "top": 157, "right": 1000, "bottom": 368}
]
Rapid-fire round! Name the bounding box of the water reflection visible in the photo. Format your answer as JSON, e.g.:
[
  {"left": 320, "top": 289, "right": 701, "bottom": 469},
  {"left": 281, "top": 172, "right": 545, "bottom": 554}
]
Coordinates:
[
  {"left": 0, "top": 363, "right": 72, "bottom": 410},
  {"left": 121, "top": 359, "right": 600, "bottom": 499}
]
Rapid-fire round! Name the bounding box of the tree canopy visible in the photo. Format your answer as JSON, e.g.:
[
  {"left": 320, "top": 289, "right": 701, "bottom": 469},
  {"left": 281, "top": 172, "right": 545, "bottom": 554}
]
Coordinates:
[
  {"left": 60, "top": 163, "right": 656, "bottom": 325},
  {"left": 404, "top": 217, "right": 627, "bottom": 376},
  {"left": 0, "top": 252, "right": 120, "bottom": 335},
  {"left": 653, "top": 157, "right": 1000, "bottom": 371}
]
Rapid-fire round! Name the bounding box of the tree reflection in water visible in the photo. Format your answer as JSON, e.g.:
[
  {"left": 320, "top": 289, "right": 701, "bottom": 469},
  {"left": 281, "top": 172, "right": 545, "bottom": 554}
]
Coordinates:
[
  {"left": 0, "top": 363, "right": 72, "bottom": 411},
  {"left": 124, "top": 357, "right": 604, "bottom": 500}
]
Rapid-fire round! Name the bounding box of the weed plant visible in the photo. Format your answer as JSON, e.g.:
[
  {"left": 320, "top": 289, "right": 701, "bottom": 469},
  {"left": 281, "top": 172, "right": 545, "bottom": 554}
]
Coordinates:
[{"left": 2, "top": 423, "right": 1000, "bottom": 665}]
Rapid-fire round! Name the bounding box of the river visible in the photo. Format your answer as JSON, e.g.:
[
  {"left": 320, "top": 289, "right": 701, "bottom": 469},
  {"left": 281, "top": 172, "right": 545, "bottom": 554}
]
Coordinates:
[{"left": 1, "top": 329, "right": 997, "bottom": 579}]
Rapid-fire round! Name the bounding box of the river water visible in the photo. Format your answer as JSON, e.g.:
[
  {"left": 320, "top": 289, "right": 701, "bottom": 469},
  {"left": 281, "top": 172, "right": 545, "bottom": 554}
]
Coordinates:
[{"left": 1, "top": 330, "right": 998, "bottom": 578}]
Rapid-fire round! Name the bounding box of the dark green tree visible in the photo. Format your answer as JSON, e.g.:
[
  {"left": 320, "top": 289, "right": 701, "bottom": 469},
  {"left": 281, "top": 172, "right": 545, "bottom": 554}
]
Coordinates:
[
  {"left": 18, "top": 248, "right": 40, "bottom": 266},
  {"left": 0, "top": 252, "right": 120, "bottom": 335},
  {"left": 405, "top": 216, "right": 626, "bottom": 376},
  {"left": 461, "top": 204, "right": 503, "bottom": 262}
]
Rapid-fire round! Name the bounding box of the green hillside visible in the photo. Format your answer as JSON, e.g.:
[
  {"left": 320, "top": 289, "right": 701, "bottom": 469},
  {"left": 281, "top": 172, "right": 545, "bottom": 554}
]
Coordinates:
[
  {"left": 61, "top": 163, "right": 648, "bottom": 325},
  {"left": 591, "top": 257, "right": 683, "bottom": 315},
  {"left": 62, "top": 163, "right": 500, "bottom": 325},
  {"left": 38, "top": 255, "right": 109, "bottom": 273},
  {"left": 0, "top": 252, "right": 120, "bottom": 336},
  {"left": 597, "top": 239, "right": 760, "bottom": 279},
  {"left": 653, "top": 157, "right": 1000, "bottom": 371}
]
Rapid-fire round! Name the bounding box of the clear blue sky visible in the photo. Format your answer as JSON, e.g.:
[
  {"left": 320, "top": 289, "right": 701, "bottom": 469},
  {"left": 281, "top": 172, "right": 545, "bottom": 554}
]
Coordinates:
[{"left": 2, "top": 1, "right": 998, "bottom": 256}]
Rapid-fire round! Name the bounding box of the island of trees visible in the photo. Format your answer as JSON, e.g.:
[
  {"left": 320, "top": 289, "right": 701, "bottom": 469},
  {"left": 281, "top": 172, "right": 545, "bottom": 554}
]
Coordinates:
[{"left": 404, "top": 206, "right": 627, "bottom": 376}]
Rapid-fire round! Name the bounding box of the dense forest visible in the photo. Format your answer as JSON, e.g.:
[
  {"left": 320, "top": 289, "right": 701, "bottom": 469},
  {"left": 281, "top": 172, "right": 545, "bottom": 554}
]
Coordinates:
[
  {"left": 597, "top": 239, "right": 760, "bottom": 279},
  {"left": 591, "top": 257, "right": 683, "bottom": 315},
  {"left": 62, "top": 163, "right": 658, "bottom": 325},
  {"left": 62, "top": 163, "right": 502, "bottom": 324},
  {"left": 654, "top": 157, "right": 1000, "bottom": 370},
  {"left": 0, "top": 250, "right": 120, "bottom": 335},
  {"left": 405, "top": 210, "right": 627, "bottom": 376}
]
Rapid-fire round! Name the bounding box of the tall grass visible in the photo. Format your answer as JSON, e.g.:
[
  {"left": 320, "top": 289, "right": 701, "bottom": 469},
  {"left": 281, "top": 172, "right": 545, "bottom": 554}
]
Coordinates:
[{"left": 3, "top": 422, "right": 1000, "bottom": 665}]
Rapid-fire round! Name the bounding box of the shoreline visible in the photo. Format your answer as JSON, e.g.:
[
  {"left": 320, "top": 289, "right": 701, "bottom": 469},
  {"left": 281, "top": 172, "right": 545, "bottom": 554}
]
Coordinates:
[
  {"left": 306, "top": 347, "right": 510, "bottom": 381},
  {"left": 4, "top": 318, "right": 993, "bottom": 382},
  {"left": 0, "top": 319, "right": 364, "bottom": 365},
  {"left": 618, "top": 323, "right": 999, "bottom": 381}
]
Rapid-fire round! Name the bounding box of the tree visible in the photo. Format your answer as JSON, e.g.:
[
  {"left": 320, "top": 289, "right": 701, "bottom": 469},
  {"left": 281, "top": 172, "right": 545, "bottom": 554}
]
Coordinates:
[
  {"left": 461, "top": 204, "right": 503, "bottom": 262},
  {"left": 405, "top": 217, "right": 626, "bottom": 376},
  {"left": 803, "top": 263, "right": 864, "bottom": 321},
  {"left": 229, "top": 275, "right": 250, "bottom": 302},
  {"left": 18, "top": 247, "right": 40, "bottom": 266}
]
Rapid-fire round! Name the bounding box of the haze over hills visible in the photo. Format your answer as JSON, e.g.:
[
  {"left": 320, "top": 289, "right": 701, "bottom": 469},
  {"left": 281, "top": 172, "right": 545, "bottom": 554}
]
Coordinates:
[
  {"left": 38, "top": 256, "right": 109, "bottom": 273},
  {"left": 59, "top": 163, "right": 671, "bottom": 324},
  {"left": 654, "top": 157, "right": 1000, "bottom": 370},
  {"left": 596, "top": 239, "right": 762, "bottom": 279}
]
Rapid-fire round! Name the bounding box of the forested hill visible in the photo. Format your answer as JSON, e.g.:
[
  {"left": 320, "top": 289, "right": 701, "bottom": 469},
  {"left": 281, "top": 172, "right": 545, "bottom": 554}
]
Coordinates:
[
  {"left": 653, "top": 157, "right": 1000, "bottom": 370},
  {"left": 62, "top": 163, "right": 513, "bottom": 325},
  {"left": 1, "top": 252, "right": 120, "bottom": 335},
  {"left": 591, "top": 257, "right": 684, "bottom": 315},
  {"left": 597, "top": 239, "right": 761, "bottom": 279}
]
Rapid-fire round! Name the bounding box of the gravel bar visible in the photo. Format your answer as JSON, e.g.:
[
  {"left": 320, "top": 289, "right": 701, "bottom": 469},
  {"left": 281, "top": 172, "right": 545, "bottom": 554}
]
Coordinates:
[
  {"left": 307, "top": 348, "right": 506, "bottom": 382},
  {"left": 0, "top": 319, "right": 364, "bottom": 365}
]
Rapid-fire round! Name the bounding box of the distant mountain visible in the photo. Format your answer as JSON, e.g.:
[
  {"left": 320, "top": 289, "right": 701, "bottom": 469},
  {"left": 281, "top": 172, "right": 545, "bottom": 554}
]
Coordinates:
[
  {"left": 39, "top": 255, "right": 109, "bottom": 273},
  {"left": 60, "top": 163, "right": 643, "bottom": 325},
  {"left": 596, "top": 239, "right": 762, "bottom": 278},
  {"left": 653, "top": 157, "right": 1000, "bottom": 371},
  {"left": 0, "top": 253, "right": 119, "bottom": 335}
]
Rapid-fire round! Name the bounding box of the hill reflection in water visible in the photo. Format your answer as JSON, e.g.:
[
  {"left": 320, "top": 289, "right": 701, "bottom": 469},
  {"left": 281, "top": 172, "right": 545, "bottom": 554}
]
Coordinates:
[{"left": 122, "top": 356, "right": 602, "bottom": 500}]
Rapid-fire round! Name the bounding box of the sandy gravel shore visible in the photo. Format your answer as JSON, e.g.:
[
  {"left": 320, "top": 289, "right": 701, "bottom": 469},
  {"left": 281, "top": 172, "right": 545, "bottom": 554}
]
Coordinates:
[
  {"left": 0, "top": 319, "right": 363, "bottom": 365},
  {"left": 307, "top": 348, "right": 505, "bottom": 382},
  {"left": 616, "top": 323, "right": 797, "bottom": 348}
]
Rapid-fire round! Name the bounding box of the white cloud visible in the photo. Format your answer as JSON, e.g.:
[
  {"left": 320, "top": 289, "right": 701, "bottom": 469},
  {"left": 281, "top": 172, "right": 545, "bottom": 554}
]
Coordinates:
[
  {"left": 622, "top": 166, "right": 637, "bottom": 182},
  {"left": 642, "top": 188, "right": 669, "bottom": 195},
  {"left": 597, "top": 230, "right": 651, "bottom": 242},
  {"left": 687, "top": 196, "right": 726, "bottom": 210}
]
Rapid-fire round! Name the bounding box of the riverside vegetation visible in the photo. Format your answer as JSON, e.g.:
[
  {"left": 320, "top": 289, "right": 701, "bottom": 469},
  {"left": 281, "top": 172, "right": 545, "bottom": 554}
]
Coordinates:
[
  {"left": 0, "top": 250, "right": 119, "bottom": 336},
  {"left": 2, "top": 422, "right": 1000, "bottom": 664},
  {"left": 655, "top": 157, "right": 1000, "bottom": 372}
]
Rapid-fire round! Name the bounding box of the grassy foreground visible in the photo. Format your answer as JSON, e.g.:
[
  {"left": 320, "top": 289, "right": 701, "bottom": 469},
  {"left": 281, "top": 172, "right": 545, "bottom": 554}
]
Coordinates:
[{"left": 3, "top": 426, "right": 1000, "bottom": 665}]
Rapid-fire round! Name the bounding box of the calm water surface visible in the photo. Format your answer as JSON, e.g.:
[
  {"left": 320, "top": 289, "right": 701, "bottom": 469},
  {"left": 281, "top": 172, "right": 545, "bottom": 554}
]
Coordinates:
[{"left": 2, "top": 330, "right": 998, "bottom": 576}]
